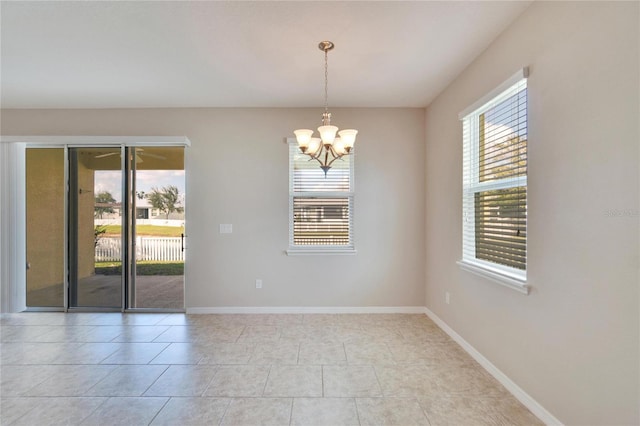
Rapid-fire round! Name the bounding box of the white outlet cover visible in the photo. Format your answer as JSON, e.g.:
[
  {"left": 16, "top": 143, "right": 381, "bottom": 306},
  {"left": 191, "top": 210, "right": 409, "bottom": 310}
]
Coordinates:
[{"left": 219, "top": 224, "right": 233, "bottom": 234}]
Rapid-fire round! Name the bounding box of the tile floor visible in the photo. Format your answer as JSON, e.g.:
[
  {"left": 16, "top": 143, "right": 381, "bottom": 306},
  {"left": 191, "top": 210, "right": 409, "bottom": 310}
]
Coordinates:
[
  {"left": 27, "top": 275, "right": 184, "bottom": 309},
  {"left": 0, "top": 313, "right": 543, "bottom": 425}
]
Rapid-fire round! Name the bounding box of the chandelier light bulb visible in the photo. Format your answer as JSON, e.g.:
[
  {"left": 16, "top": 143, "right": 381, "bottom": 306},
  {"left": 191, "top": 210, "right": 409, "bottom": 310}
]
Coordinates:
[
  {"left": 318, "top": 125, "right": 338, "bottom": 146},
  {"left": 338, "top": 129, "right": 358, "bottom": 152},
  {"left": 294, "top": 129, "right": 314, "bottom": 152},
  {"left": 308, "top": 138, "right": 321, "bottom": 155}
]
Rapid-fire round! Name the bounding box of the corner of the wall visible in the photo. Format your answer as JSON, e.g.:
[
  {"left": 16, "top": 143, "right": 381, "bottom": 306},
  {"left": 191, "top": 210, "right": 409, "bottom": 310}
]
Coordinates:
[{"left": 424, "top": 307, "right": 563, "bottom": 426}]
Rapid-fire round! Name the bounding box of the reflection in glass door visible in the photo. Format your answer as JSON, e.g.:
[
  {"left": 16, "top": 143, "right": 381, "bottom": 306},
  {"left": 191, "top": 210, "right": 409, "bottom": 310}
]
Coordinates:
[
  {"left": 69, "top": 147, "right": 123, "bottom": 308},
  {"left": 26, "top": 148, "right": 65, "bottom": 307},
  {"left": 130, "top": 147, "right": 185, "bottom": 309}
]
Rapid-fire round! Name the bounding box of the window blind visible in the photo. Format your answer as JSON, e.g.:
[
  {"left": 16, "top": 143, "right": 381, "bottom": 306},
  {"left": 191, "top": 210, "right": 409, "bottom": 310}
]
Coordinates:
[
  {"left": 289, "top": 143, "right": 354, "bottom": 248},
  {"left": 474, "top": 187, "right": 527, "bottom": 269},
  {"left": 292, "top": 197, "right": 350, "bottom": 245},
  {"left": 462, "top": 75, "right": 527, "bottom": 275}
]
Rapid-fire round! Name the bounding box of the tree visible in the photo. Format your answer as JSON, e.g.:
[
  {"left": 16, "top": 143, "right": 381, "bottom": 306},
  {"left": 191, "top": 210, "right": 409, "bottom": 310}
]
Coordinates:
[
  {"left": 94, "top": 191, "right": 116, "bottom": 219},
  {"left": 147, "top": 185, "right": 184, "bottom": 219},
  {"left": 480, "top": 135, "right": 527, "bottom": 181},
  {"left": 94, "top": 225, "right": 107, "bottom": 248}
]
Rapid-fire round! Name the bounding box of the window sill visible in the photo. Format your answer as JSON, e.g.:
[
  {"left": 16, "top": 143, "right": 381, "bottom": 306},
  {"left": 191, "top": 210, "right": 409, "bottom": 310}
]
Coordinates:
[
  {"left": 457, "top": 260, "right": 529, "bottom": 294},
  {"left": 286, "top": 247, "right": 357, "bottom": 256}
]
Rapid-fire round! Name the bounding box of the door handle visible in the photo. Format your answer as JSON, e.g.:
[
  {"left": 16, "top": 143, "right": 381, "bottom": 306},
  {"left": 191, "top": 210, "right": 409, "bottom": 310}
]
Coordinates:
[{"left": 181, "top": 233, "right": 185, "bottom": 252}]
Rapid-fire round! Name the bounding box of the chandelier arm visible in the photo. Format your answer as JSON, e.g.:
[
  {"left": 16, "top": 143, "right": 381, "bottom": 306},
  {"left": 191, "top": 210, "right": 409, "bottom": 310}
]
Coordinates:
[
  {"left": 325, "top": 152, "right": 345, "bottom": 168},
  {"left": 305, "top": 152, "right": 325, "bottom": 167},
  {"left": 314, "top": 144, "right": 323, "bottom": 157}
]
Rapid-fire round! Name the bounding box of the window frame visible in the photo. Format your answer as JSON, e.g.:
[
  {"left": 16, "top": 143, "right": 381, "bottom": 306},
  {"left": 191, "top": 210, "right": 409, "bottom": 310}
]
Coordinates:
[
  {"left": 286, "top": 138, "right": 356, "bottom": 256},
  {"left": 458, "top": 68, "right": 529, "bottom": 294}
]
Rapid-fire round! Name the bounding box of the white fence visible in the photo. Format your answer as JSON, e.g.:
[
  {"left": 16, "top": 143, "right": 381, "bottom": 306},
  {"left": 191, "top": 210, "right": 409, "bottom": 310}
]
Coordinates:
[
  {"left": 96, "top": 237, "right": 184, "bottom": 262},
  {"left": 95, "top": 219, "right": 185, "bottom": 227}
]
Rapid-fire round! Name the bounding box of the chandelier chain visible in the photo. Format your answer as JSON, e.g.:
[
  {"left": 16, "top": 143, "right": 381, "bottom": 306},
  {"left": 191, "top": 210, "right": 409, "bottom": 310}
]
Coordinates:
[{"left": 324, "top": 48, "right": 329, "bottom": 114}]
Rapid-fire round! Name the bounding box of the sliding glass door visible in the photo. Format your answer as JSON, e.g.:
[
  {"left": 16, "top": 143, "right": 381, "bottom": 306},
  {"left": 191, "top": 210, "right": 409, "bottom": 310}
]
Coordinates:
[
  {"left": 69, "top": 147, "right": 124, "bottom": 308},
  {"left": 130, "top": 147, "right": 185, "bottom": 309},
  {"left": 25, "top": 145, "right": 185, "bottom": 311}
]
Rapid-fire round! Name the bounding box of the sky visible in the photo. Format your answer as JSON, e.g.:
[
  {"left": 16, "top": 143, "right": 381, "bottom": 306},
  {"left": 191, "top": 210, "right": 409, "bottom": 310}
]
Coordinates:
[{"left": 94, "top": 170, "right": 185, "bottom": 203}]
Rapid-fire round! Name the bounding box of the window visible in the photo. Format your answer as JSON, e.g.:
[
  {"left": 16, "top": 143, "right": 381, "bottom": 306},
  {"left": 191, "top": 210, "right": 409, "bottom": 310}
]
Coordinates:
[
  {"left": 287, "top": 140, "right": 355, "bottom": 254},
  {"left": 459, "top": 69, "right": 528, "bottom": 292}
]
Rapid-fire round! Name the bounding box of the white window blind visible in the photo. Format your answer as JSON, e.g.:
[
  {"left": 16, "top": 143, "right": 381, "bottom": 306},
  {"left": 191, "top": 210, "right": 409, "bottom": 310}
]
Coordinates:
[
  {"left": 461, "top": 71, "right": 528, "bottom": 283},
  {"left": 288, "top": 141, "right": 354, "bottom": 253}
]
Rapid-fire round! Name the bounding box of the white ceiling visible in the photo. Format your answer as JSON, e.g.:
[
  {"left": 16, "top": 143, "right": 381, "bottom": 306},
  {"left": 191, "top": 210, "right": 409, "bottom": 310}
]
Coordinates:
[{"left": 0, "top": 1, "right": 531, "bottom": 109}]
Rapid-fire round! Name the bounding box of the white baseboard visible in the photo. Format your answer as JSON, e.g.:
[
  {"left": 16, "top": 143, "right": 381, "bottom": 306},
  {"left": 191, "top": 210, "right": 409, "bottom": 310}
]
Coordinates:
[
  {"left": 186, "top": 306, "right": 426, "bottom": 314},
  {"left": 424, "top": 307, "right": 563, "bottom": 426}
]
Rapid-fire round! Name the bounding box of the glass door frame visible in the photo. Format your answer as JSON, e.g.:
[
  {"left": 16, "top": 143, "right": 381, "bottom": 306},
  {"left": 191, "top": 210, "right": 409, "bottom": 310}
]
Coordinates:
[
  {"left": 128, "top": 147, "right": 137, "bottom": 309},
  {"left": 127, "top": 146, "right": 186, "bottom": 312},
  {"left": 23, "top": 145, "right": 68, "bottom": 312},
  {"left": 67, "top": 145, "right": 126, "bottom": 312}
]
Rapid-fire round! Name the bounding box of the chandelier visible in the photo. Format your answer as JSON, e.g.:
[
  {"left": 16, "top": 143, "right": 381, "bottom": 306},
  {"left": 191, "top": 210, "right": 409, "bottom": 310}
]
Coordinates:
[{"left": 294, "top": 41, "right": 358, "bottom": 176}]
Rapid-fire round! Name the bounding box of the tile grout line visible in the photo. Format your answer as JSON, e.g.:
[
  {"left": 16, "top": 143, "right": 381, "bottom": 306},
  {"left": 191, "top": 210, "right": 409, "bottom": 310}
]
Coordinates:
[
  {"left": 353, "top": 397, "right": 362, "bottom": 426},
  {"left": 77, "top": 396, "right": 112, "bottom": 425},
  {"left": 147, "top": 342, "right": 173, "bottom": 364},
  {"left": 217, "top": 398, "right": 233, "bottom": 426},
  {"left": 342, "top": 342, "right": 348, "bottom": 366},
  {"left": 140, "top": 364, "right": 171, "bottom": 397},
  {"left": 151, "top": 314, "right": 171, "bottom": 326},
  {"left": 200, "top": 364, "right": 221, "bottom": 396},
  {"left": 95, "top": 342, "right": 122, "bottom": 364},
  {"left": 260, "top": 365, "right": 273, "bottom": 397},
  {"left": 371, "top": 363, "right": 385, "bottom": 398},
  {"left": 415, "top": 396, "right": 434, "bottom": 426},
  {"left": 288, "top": 397, "right": 294, "bottom": 426},
  {"left": 199, "top": 365, "right": 220, "bottom": 397},
  {"left": 2, "top": 397, "right": 42, "bottom": 424},
  {"left": 146, "top": 396, "right": 172, "bottom": 425},
  {"left": 83, "top": 364, "right": 122, "bottom": 395}
]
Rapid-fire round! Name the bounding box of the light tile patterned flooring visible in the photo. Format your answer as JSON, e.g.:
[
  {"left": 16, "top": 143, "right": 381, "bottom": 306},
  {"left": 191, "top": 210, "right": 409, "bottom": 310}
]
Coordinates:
[{"left": 0, "top": 313, "right": 543, "bottom": 425}]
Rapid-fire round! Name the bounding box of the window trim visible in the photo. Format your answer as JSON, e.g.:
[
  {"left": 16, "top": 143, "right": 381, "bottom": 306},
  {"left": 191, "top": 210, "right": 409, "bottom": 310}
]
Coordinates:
[
  {"left": 286, "top": 138, "right": 356, "bottom": 256},
  {"left": 457, "top": 260, "right": 529, "bottom": 294},
  {"left": 458, "top": 68, "right": 529, "bottom": 120},
  {"left": 459, "top": 68, "right": 529, "bottom": 293}
]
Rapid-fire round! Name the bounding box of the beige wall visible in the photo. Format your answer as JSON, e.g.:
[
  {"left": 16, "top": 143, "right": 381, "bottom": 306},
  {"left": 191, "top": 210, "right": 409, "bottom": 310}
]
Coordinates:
[
  {"left": 1, "top": 107, "right": 426, "bottom": 308},
  {"left": 424, "top": 2, "right": 639, "bottom": 424},
  {"left": 25, "top": 148, "right": 65, "bottom": 294}
]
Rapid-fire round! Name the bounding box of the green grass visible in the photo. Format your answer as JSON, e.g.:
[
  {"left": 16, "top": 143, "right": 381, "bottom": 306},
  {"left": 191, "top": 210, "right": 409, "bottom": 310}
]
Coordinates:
[
  {"left": 95, "top": 261, "right": 184, "bottom": 276},
  {"left": 99, "top": 225, "right": 184, "bottom": 237}
]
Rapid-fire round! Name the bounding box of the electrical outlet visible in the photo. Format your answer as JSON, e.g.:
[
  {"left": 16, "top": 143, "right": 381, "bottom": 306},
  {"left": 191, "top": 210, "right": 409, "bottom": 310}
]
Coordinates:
[
  {"left": 219, "top": 224, "right": 233, "bottom": 234},
  {"left": 445, "top": 292, "right": 450, "bottom": 305},
  {"left": 255, "top": 279, "right": 262, "bottom": 289}
]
